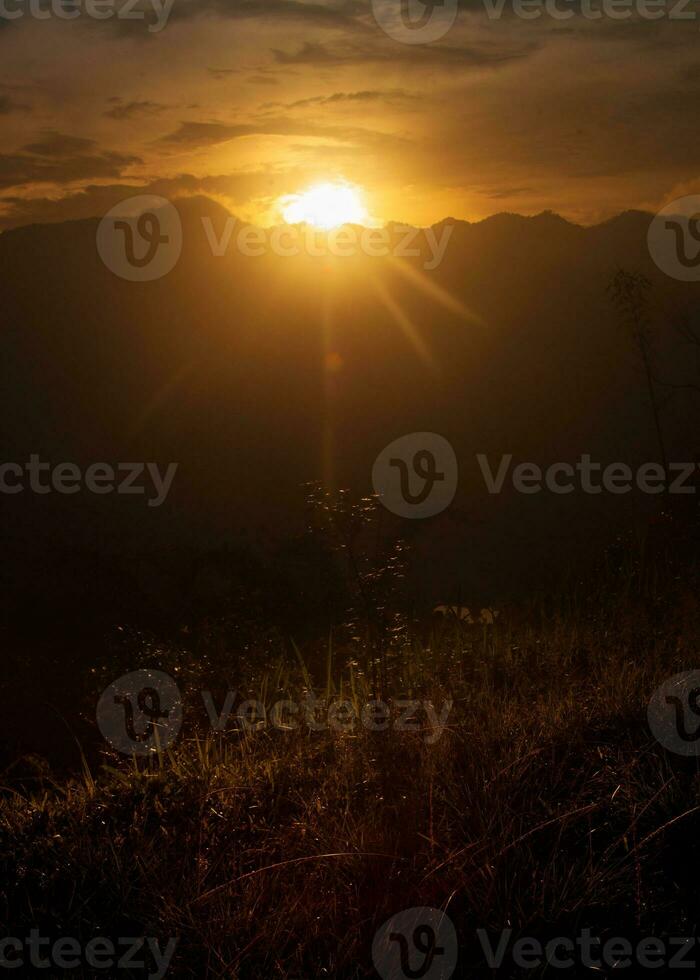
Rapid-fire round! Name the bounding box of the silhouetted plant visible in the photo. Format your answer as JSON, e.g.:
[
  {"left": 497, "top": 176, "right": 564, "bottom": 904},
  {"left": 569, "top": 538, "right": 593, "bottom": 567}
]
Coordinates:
[
  {"left": 304, "top": 483, "right": 411, "bottom": 694},
  {"left": 652, "top": 309, "right": 700, "bottom": 405},
  {"left": 609, "top": 268, "right": 668, "bottom": 485}
]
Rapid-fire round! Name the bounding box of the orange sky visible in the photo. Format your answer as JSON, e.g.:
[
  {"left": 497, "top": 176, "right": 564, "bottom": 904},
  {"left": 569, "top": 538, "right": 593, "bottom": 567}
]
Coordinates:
[{"left": 1, "top": 1, "right": 699, "bottom": 231}]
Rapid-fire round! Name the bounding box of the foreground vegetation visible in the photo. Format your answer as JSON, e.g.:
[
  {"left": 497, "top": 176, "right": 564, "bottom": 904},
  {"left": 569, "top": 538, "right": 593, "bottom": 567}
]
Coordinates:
[{"left": 2, "top": 522, "right": 700, "bottom": 977}]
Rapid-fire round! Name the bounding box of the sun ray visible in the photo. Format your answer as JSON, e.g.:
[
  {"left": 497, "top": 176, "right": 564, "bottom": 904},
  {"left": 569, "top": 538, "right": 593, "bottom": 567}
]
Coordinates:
[
  {"left": 369, "top": 273, "right": 438, "bottom": 373},
  {"left": 388, "top": 254, "right": 485, "bottom": 327}
]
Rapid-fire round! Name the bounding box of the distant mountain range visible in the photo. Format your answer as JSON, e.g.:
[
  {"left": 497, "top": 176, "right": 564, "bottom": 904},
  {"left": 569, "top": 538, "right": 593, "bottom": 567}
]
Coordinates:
[{"left": 2, "top": 200, "right": 699, "bottom": 613}]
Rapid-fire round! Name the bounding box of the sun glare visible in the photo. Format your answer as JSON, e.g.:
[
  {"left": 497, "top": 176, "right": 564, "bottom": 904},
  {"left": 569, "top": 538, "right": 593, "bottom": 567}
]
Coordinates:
[{"left": 281, "top": 182, "right": 368, "bottom": 230}]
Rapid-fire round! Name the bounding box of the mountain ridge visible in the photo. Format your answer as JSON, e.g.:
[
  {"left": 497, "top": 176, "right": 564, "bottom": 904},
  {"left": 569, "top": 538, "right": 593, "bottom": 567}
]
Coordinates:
[{"left": 0, "top": 200, "right": 657, "bottom": 240}]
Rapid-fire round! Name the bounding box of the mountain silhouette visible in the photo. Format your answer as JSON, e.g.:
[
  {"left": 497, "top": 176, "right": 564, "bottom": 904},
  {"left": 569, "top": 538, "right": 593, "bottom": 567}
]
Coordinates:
[{"left": 1, "top": 200, "right": 699, "bottom": 618}]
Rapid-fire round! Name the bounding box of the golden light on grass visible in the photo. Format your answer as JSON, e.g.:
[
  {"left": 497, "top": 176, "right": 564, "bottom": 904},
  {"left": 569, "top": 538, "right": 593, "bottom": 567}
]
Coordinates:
[{"left": 280, "top": 182, "right": 368, "bottom": 230}]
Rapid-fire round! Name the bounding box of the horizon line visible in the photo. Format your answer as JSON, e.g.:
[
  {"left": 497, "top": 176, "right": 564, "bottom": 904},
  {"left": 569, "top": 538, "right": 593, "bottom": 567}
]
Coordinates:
[{"left": 0, "top": 202, "right": 656, "bottom": 237}]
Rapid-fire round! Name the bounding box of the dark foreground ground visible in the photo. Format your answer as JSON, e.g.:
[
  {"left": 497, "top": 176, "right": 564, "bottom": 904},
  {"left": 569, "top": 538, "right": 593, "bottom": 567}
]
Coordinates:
[{"left": 2, "top": 520, "right": 700, "bottom": 978}]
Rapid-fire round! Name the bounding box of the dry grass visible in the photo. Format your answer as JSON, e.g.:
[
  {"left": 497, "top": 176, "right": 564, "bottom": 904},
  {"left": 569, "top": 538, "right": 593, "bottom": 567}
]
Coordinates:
[{"left": 2, "top": 556, "right": 700, "bottom": 977}]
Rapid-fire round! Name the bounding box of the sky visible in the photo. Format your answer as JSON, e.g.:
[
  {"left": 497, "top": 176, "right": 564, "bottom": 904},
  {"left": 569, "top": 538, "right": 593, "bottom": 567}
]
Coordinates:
[{"left": 1, "top": 0, "right": 700, "bottom": 231}]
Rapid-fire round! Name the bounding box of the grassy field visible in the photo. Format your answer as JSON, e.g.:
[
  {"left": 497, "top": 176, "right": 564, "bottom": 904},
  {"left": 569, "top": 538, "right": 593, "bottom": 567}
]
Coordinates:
[{"left": 2, "top": 531, "right": 700, "bottom": 977}]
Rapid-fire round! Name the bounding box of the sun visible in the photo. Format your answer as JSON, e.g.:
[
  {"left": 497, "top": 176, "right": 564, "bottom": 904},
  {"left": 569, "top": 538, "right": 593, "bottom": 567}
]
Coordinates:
[{"left": 281, "top": 182, "right": 368, "bottom": 230}]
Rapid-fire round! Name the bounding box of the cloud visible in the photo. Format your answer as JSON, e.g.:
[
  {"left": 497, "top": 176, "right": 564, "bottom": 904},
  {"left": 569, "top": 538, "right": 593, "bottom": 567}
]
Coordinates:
[
  {"left": 163, "top": 0, "right": 371, "bottom": 32},
  {"left": 0, "top": 152, "right": 140, "bottom": 190},
  {"left": 0, "top": 168, "right": 302, "bottom": 230},
  {"left": 207, "top": 68, "right": 242, "bottom": 79},
  {"left": 99, "top": 0, "right": 371, "bottom": 39},
  {"left": 0, "top": 94, "right": 29, "bottom": 115},
  {"left": 157, "top": 116, "right": 406, "bottom": 150},
  {"left": 0, "top": 132, "right": 141, "bottom": 191},
  {"left": 22, "top": 132, "right": 96, "bottom": 156},
  {"left": 271, "top": 37, "right": 539, "bottom": 67},
  {"left": 264, "top": 89, "right": 411, "bottom": 109},
  {"left": 3, "top": 0, "right": 700, "bottom": 229},
  {"left": 485, "top": 186, "right": 532, "bottom": 199},
  {"left": 209, "top": 67, "right": 296, "bottom": 85},
  {"left": 158, "top": 121, "right": 256, "bottom": 146},
  {"left": 104, "top": 99, "right": 168, "bottom": 120},
  {"left": 272, "top": 41, "right": 344, "bottom": 64}
]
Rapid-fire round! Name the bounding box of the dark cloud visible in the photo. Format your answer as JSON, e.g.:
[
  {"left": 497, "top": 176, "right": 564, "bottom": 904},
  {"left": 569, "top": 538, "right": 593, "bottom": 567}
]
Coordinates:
[
  {"left": 264, "top": 89, "right": 411, "bottom": 109},
  {"left": 486, "top": 186, "right": 532, "bottom": 199},
  {"left": 0, "top": 94, "right": 29, "bottom": 115},
  {"left": 207, "top": 68, "right": 242, "bottom": 79},
  {"left": 0, "top": 168, "right": 301, "bottom": 230},
  {"left": 104, "top": 99, "right": 168, "bottom": 119},
  {"left": 157, "top": 116, "right": 406, "bottom": 150},
  {"left": 164, "top": 0, "right": 371, "bottom": 32},
  {"left": 158, "top": 121, "right": 256, "bottom": 145},
  {"left": 208, "top": 66, "right": 297, "bottom": 82},
  {"left": 271, "top": 37, "right": 539, "bottom": 67},
  {"left": 0, "top": 152, "right": 140, "bottom": 190},
  {"left": 272, "top": 41, "right": 343, "bottom": 64},
  {"left": 0, "top": 133, "right": 141, "bottom": 190},
  {"left": 22, "top": 132, "right": 96, "bottom": 156},
  {"left": 102, "top": 0, "right": 371, "bottom": 40}
]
